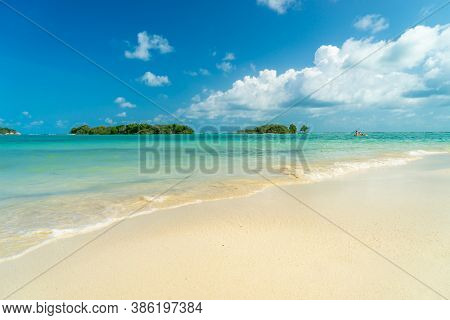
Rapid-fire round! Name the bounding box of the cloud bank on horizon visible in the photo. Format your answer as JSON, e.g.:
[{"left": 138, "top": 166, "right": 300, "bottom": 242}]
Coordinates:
[{"left": 179, "top": 24, "right": 450, "bottom": 123}]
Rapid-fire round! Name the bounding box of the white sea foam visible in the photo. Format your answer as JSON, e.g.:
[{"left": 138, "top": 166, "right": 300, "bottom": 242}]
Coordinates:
[
  {"left": 0, "top": 218, "right": 122, "bottom": 263},
  {"left": 305, "top": 157, "right": 412, "bottom": 182},
  {"left": 407, "top": 149, "right": 448, "bottom": 156},
  {"left": 141, "top": 195, "right": 169, "bottom": 203},
  {"left": 281, "top": 149, "right": 448, "bottom": 183}
]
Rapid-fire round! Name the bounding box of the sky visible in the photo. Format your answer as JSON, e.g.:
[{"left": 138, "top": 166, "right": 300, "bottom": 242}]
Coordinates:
[{"left": 0, "top": 0, "right": 449, "bottom": 133}]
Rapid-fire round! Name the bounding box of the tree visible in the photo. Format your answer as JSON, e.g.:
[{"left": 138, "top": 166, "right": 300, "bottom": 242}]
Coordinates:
[
  {"left": 300, "top": 124, "right": 309, "bottom": 133},
  {"left": 289, "top": 124, "right": 297, "bottom": 134},
  {"left": 0, "top": 127, "right": 18, "bottom": 135},
  {"left": 237, "top": 124, "right": 291, "bottom": 134},
  {"left": 70, "top": 125, "right": 90, "bottom": 134},
  {"left": 69, "top": 123, "right": 195, "bottom": 135}
]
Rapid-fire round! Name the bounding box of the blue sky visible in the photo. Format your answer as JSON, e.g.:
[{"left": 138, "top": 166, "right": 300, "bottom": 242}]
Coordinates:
[{"left": 0, "top": 0, "right": 449, "bottom": 133}]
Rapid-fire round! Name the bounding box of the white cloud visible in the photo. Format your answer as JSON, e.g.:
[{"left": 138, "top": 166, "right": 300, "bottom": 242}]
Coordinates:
[
  {"left": 30, "top": 120, "right": 44, "bottom": 126},
  {"left": 114, "top": 97, "right": 136, "bottom": 108},
  {"left": 152, "top": 114, "right": 172, "bottom": 123},
  {"left": 223, "top": 52, "right": 236, "bottom": 61},
  {"left": 125, "top": 31, "right": 173, "bottom": 61},
  {"left": 183, "top": 69, "right": 297, "bottom": 120},
  {"left": 216, "top": 61, "right": 233, "bottom": 73},
  {"left": 140, "top": 71, "right": 170, "bottom": 87},
  {"left": 105, "top": 118, "right": 114, "bottom": 125},
  {"left": 199, "top": 68, "right": 210, "bottom": 76},
  {"left": 354, "top": 14, "right": 389, "bottom": 34},
  {"left": 56, "top": 120, "right": 67, "bottom": 128},
  {"left": 257, "top": 0, "right": 299, "bottom": 14},
  {"left": 216, "top": 53, "right": 236, "bottom": 72},
  {"left": 116, "top": 112, "right": 127, "bottom": 117},
  {"left": 180, "top": 24, "right": 450, "bottom": 122},
  {"left": 185, "top": 68, "right": 210, "bottom": 77},
  {"left": 184, "top": 70, "right": 198, "bottom": 76},
  {"left": 22, "top": 111, "right": 31, "bottom": 118}
]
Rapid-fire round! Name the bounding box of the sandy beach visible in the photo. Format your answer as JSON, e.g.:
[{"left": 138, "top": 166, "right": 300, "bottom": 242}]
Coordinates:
[{"left": 1, "top": 154, "right": 449, "bottom": 300}]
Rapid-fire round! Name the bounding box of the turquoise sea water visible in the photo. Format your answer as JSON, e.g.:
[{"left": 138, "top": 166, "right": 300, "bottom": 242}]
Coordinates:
[{"left": 1, "top": 133, "right": 449, "bottom": 259}]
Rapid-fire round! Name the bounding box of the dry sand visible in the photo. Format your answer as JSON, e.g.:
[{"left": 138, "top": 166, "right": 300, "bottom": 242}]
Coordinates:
[{"left": 1, "top": 155, "right": 449, "bottom": 299}]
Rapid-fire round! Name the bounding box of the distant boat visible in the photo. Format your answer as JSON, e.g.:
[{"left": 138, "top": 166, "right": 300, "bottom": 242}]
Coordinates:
[{"left": 353, "top": 130, "right": 367, "bottom": 137}]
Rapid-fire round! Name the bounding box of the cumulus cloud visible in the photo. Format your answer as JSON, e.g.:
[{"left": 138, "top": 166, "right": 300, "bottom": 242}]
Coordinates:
[
  {"left": 180, "top": 24, "right": 450, "bottom": 122},
  {"left": 30, "top": 120, "right": 44, "bottom": 126},
  {"left": 116, "top": 112, "right": 127, "bottom": 117},
  {"left": 257, "top": 0, "right": 299, "bottom": 14},
  {"left": 105, "top": 118, "right": 114, "bottom": 125},
  {"left": 354, "top": 14, "right": 389, "bottom": 34},
  {"left": 125, "top": 31, "right": 173, "bottom": 61},
  {"left": 114, "top": 97, "right": 136, "bottom": 108},
  {"left": 22, "top": 111, "right": 31, "bottom": 118},
  {"left": 140, "top": 71, "right": 170, "bottom": 87}
]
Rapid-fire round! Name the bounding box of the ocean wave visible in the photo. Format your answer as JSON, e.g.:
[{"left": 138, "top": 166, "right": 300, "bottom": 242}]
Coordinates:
[
  {"left": 280, "top": 149, "right": 448, "bottom": 182},
  {"left": 306, "top": 158, "right": 412, "bottom": 182},
  {"left": 141, "top": 195, "right": 169, "bottom": 203},
  {"left": 407, "top": 149, "right": 448, "bottom": 156},
  {"left": 0, "top": 218, "right": 123, "bottom": 263}
]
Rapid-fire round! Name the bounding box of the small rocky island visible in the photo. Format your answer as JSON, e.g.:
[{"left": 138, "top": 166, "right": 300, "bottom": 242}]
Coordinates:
[
  {"left": 0, "top": 127, "right": 21, "bottom": 135},
  {"left": 237, "top": 124, "right": 309, "bottom": 134},
  {"left": 70, "top": 123, "right": 195, "bottom": 135}
]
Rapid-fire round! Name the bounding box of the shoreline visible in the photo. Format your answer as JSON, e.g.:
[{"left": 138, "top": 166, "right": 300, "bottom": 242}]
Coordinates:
[
  {"left": 1, "top": 154, "right": 449, "bottom": 299},
  {"left": 0, "top": 148, "right": 448, "bottom": 263},
  {"left": 1, "top": 148, "right": 447, "bottom": 263}
]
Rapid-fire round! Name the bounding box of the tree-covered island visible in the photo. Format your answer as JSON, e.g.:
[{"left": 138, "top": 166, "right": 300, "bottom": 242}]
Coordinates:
[
  {"left": 0, "top": 127, "right": 20, "bottom": 135},
  {"left": 69, "top": 123, "right": 309, "bottom": 135},
  {"left": 70, "top": 123, "right": 194, "bottom": 135},
  {"left": 237, "top": 123, "right": 309, "bottom": 134}
]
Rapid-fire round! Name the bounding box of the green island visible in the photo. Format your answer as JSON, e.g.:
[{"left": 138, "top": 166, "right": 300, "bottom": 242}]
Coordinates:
[
  {"left": 0, "top": 127, "right": 20, "bottom": 135},
  {"left": 69, "top": 123, "right": 310, "bottom": 135},
  {"left": 70, "top": 123, "right": 194, "bottom": 135},
  {"left": 237, "top": 123, "right": 309, "bottom": 134}
]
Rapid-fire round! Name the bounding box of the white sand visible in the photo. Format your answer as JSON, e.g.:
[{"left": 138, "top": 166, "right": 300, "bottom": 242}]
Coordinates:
[{"left": 1, "top": 155, "right": 449, "bottom": 299}]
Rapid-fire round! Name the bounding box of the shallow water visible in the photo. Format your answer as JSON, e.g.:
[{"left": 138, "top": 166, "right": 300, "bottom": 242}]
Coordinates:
[{"left": 1, "top": 132, "right": 449, "bottom": 259}]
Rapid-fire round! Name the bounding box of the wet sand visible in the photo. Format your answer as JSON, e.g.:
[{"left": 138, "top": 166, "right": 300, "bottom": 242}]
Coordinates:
[{"left": 1, "top": 154, "right": 449, "bottom": 299}]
